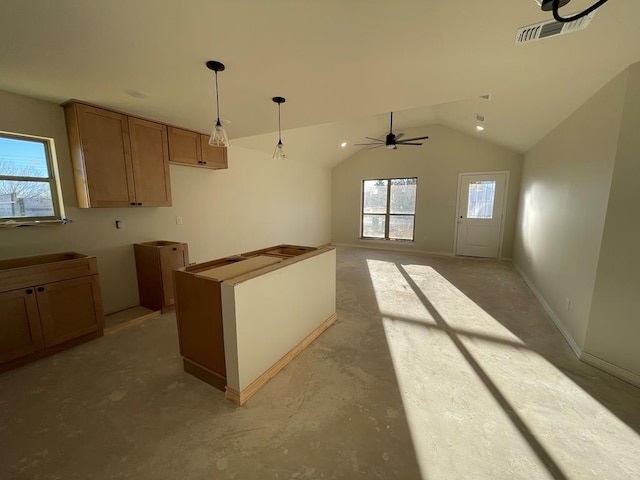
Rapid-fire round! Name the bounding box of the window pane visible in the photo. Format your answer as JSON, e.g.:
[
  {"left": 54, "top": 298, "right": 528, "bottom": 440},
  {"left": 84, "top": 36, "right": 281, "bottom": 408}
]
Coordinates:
[
  {"left": 389, "top": 215, "right": 414, "bottom": 240},
  {"left": 390, "top": 178, "right": 417, "bottom": 214},
  {"left": 467, "top": 180, "right": 496, "bottom": 219},
  {"left": 0, "top": 181, "right": 54, "bottom": 218},
  {"left": 0, "top": 137, "right": 50, "bottom": 178},
  {"left": 363, "top": 179, "right": 388, "bottom": 214},
  {"left": 362, "top": 214, "right": 386, "bottom": 238}
]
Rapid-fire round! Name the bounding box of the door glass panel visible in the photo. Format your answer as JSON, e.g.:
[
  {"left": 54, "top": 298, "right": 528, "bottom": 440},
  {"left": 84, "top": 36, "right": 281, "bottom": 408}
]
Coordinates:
[
  {"left": 389, "top": 215, "right": 414, "bottom": 240},
  {"left": 362, "top": 214, "right": 386, "bottom": 238},
  {"left": 467, "top": 180, "right": 496, "bottom": 219},
  {"left": 363, "top": 180, "right": 388, "bottom": 214},
  {"left": 390, "top": 178, "right": 416, "bottom": 214}
]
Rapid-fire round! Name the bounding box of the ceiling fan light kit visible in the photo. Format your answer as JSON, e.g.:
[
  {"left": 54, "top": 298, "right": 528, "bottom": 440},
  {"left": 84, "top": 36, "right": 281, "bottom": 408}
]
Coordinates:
[
  {"left": 354, "top": 112, "right": 429, "bottom": 150},
  {"left": 272, "top": 96, "right": 287, "bottom": 160},
  {"left": 206, "top": 60, "right": 229, "bottom": 148}
]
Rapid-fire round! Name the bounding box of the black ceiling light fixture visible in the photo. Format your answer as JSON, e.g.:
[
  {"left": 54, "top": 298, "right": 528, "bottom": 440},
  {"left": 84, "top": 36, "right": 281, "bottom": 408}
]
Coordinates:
[
  {"left": 272, "top": 96, "right": 287, "bottom": 160},
  {"left": 355, "top": 112, "right": 429, "bottom": 150},
  {"left": 206, "top": 60, "right": 229, "bottom": 147},
  {"left": 536, "top": 0, "right": 610, "bottom": 23}
]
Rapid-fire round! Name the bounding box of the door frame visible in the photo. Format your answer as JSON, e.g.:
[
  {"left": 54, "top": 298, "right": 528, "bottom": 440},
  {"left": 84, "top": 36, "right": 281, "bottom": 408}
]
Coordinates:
[{"left": 453, "top": 170, "right": 510, "bottom": 259}]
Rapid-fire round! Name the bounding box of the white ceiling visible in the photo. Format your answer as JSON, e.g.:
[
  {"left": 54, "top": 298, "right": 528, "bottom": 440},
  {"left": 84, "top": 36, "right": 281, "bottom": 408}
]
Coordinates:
[{"left": 1, "top": 0, "right": 639, "bottom": 167}]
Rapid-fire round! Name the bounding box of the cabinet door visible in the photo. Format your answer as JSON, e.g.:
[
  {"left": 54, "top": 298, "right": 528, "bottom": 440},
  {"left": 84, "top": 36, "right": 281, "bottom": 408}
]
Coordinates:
[
  {"left": 37, "top": 276, "right": 104, "bottom": 348},
  {"left": 168, "top": 127, "right": 201, "bottom": 166},
  {"left": 129, "top": 117, "right": 172, "bottom": 207},
  {"left": 70, "top": 104, "right": 136, "bottom": 207},
  {"left": 199, "top": 135, "right": 228, "bottom": 169},
  {"left": 159, "top": 244, "right": 189, "bottom": 307},
  {"left": 0, "top": 288, "right": 44, "bottom": 364}
]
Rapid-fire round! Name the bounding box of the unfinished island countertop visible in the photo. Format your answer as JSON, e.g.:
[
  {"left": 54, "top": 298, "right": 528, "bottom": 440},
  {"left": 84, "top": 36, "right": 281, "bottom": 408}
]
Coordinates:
[{"left": 174, "top": 245, "right": 336, "bottom": 405}]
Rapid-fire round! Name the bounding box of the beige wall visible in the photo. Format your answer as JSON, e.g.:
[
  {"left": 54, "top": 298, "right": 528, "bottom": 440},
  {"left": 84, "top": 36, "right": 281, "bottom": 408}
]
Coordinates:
[
  {"left": 332, "top": 124, "right": 523, "bottom": 257},
  {"left": 512, "top": 70, "right": 627, "bottom": 350},
  {"left": 584, "top": 63, "right": 640, "bottom": 378},
  {"left": 513, "top": 70, "right": 627, "bottom": 351},
  {"left": 0, "top": 90, "right": 332, "bottom": 314}
]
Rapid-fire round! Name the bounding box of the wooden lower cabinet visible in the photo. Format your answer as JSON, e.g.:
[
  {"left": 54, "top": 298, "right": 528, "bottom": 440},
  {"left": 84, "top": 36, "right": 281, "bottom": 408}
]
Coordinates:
[
  {"left": 0, "top": 289, "right": 43, "bottom": 364},
  {"left": 37, "top": 276, "right": 103, "bottom": 348},
  {"left": 134, "top": 241, "right": 189, "bottom": 311},
  {"left": 0, "top": 252, "right": 105, "bottom": 373}
]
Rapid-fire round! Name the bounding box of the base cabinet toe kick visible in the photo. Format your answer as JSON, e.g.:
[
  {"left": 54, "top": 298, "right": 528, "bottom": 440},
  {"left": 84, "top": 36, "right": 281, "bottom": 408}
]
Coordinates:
[{"left": 174, "top": 245, "right": 336, "bottom": 405}]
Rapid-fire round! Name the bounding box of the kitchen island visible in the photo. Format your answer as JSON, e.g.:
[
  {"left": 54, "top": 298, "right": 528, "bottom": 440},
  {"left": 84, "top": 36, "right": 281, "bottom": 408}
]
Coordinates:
[{"left": 174, "top": 245, "right": 336, "bottom": 405}]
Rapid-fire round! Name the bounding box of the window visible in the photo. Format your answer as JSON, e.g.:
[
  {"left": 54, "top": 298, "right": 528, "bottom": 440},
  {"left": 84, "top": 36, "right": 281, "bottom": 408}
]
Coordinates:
[
  {"left": 362, "top": 177, "right": 417, "bottom": 241},
  {"left": 467, "top": 180, "right": 496, "bottom": 219},
  {"left": 0, "top": 132, "right": 64, "bottom": 224}
]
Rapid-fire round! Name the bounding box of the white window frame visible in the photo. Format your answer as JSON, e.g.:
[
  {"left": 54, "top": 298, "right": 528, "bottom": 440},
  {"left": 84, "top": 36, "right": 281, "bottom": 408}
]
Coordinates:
[
  {"left": 0, "top": 131, "right": 65, "bottom": 226},
  {"left": 361, "top": 177, "right": 417, "bottom": 242}
]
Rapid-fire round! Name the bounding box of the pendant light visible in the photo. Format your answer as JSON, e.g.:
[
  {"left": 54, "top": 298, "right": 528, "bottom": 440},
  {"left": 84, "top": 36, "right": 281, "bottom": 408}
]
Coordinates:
[
  {"left": 206, "top": 60, "right": 229, "bottom": 147},
  {"left": 272, "top": 96, "right": 287, "bottom": 160}
]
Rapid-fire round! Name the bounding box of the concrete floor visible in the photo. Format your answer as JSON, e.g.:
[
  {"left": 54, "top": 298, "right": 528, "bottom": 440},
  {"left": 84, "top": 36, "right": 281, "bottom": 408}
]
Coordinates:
[{"left": 1, "top": 246, "right": 638, "bottom": 479}]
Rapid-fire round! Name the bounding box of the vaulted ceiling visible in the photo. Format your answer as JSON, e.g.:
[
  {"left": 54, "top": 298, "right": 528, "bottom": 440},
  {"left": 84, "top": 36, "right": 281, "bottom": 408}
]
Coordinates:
[{"left": 1, "top": 0, "right": 639, "bottom": 167}]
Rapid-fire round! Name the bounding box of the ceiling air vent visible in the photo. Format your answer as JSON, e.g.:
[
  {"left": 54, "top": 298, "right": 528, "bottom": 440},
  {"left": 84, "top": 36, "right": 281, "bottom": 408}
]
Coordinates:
[{"left": 515, "top": 12, "right": 594, "bottom": 45}]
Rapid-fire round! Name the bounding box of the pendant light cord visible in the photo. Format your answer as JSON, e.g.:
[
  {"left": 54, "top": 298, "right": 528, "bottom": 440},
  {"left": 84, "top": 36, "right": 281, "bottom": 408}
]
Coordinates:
[
  {"left": 278, "top": 103, "right": 282, "bottom": 143},
  {"left": 215, "top": 71, "right": 221, "bottom": 125},
  {"left": 552, "top": 0, "right": 609, "bottom": 23}
]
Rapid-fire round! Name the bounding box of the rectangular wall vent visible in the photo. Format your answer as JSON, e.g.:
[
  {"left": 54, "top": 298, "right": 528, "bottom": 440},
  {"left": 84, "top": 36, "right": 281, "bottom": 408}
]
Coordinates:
[{"left": 515, "top": 12, "right": 594, "bottom": 45}]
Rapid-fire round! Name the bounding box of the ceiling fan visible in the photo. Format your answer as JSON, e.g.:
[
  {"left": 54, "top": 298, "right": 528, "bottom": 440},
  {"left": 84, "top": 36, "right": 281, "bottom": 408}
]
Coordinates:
[{"left": 355, "top": 112, "right": 429, "bottom": 149}]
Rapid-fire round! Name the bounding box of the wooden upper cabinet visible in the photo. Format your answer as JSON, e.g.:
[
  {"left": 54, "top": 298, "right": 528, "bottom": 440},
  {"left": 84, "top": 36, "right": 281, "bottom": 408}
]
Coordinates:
[
  {"left": 168, "top": 127, "right": 201, "bottom": 166},
  {"left": 65, "top": 103, "right": 135, "bottom": 208},
  {"left": 200, "top": 136, "right": 228, "bottom": 169},
  {"left": 168, "top": 126, "right": 228, "bottom": 169},
  {"left": 128, "top": 118, "right": 172, "bottom": 206},
  {"left": 64, "top": 102, "right": 172, "bottom": 208}
]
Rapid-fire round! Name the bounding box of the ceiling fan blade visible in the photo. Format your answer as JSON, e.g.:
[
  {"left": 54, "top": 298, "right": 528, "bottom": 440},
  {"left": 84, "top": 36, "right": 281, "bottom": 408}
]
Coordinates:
[
  {"left": 367, "top": 145, "right": 384, "bottom": 150},
  {"left": 365, "top": 137, "right": 384, "bottom": 142},
  {"left": 395, "top": 133, "right": 405, "bottom": 140},
  {"left": 397, "top": 135, "right": 429, "bottom": 142},
  {"left": 354, "top": 142, "right": 383, "bottom": 146},
  {"left": 397, "top": 142, "right": 423, "bottom": 146}
]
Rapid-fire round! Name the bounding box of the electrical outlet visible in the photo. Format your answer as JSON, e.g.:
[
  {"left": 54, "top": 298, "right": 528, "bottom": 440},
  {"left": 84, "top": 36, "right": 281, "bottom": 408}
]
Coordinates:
[{"left": 176, "top": 216, "right": 183, "bottom": 225}]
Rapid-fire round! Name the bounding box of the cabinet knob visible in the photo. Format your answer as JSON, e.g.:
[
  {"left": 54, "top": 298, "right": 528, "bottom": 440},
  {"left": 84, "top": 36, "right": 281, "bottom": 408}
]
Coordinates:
[
  {"left": 130, "top": 202, "right": 136, "bottom": 206},
  {"left": 172, "top": 247, "right": 177, "bottom": 251},
  {"left": 137, "top": 202, "right": 142, "bottom": 206},
  {"left": 37, "top": 287, "right": 45, "bottom": 292},
  {"left": 26, "top": 288, "right": 33, "bottom": 294},
  {"left": 202, "top": 161, "right": 207, "bottom": 165}
]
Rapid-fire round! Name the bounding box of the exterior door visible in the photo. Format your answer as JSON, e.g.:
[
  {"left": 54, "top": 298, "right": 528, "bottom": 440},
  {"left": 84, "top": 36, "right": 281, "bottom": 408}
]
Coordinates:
[{"left": 455, "top": 172, "right": 508, "bottom": 258}]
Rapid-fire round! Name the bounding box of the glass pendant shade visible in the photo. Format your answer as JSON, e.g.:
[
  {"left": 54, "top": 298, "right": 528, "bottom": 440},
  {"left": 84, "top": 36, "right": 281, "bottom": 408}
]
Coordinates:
[
  {"left": 273, "top": 140, "right": 286, "bottom": 160},
  {"left": 209, "top": 120, "right": 229, "bottom": 147}
]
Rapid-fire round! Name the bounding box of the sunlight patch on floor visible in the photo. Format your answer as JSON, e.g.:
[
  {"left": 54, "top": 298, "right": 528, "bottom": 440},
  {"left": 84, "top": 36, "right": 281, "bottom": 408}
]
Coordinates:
[{"left": 366, "top": 258, "right": 640, "bottom": 480}]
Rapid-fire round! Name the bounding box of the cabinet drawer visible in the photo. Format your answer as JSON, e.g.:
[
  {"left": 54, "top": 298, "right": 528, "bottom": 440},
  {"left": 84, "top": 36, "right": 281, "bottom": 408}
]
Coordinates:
[{"left": 0, "top": 255, "right": 99, "bottom": 292}]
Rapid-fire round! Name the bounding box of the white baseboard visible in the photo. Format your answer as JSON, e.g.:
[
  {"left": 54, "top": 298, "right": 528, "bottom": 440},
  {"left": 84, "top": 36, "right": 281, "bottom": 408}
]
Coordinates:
[
  {"left": 331, "top": 242, "right": 455, "bottom": 258},
  {"left": 580, "top": 352, "right": 640, "bottom": 389},
  {"left": 511, "top": 261, "right": 583, "bottom": 358}
]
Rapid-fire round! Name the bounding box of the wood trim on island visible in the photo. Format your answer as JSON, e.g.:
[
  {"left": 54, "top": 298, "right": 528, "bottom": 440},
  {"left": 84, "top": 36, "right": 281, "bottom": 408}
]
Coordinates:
[{"left": 225, "top": 313, "right": 337, "bottom": 406}]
